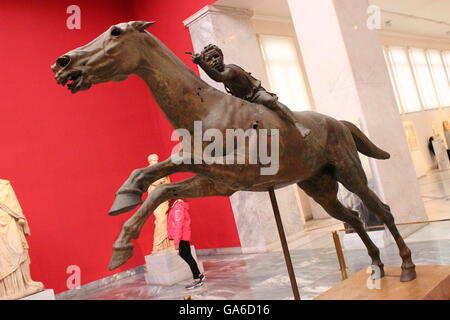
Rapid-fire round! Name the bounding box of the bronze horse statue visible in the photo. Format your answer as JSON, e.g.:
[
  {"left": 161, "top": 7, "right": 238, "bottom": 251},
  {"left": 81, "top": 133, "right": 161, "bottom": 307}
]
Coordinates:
[{"left": 51, "top": 21, "right": 416, "bottom": 282}]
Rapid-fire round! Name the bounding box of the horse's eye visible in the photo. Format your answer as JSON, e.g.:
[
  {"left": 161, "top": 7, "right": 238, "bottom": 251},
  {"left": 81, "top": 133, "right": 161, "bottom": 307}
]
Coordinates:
[{"left": 111, "top": 27, "right": 122, "bottom": 36}]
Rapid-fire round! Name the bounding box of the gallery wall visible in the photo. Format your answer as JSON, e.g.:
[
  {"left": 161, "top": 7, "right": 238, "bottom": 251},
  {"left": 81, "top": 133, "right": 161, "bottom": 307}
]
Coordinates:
[
  {"left": 401, "top": 108, "right": 450, "bottom": 175},
  {"left": 0, "top": 0, "right": 240, "bottom": 294},
  {"left": 380, "top": 32, "right": 450, "bottom": 175}
]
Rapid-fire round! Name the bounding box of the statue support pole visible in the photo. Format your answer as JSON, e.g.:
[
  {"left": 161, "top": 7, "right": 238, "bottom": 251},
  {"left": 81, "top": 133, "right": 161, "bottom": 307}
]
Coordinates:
[{"left": 268, "top": 187, "right": 301, "bottom": 300}]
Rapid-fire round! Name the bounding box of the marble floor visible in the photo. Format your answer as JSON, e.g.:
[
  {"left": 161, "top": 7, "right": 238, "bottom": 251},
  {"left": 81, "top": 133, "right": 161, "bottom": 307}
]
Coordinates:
[
  {"left": 59, "top": 170, "right": 450, "bottom": 300},
  {"left": 417, "top": 169, "right": 450, "bottom": 221}
]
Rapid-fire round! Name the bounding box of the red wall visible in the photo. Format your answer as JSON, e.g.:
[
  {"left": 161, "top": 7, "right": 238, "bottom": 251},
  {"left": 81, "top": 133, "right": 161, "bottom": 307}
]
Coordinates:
[{"left": 0, "top": 0, "right": 239, "bottom": 294}]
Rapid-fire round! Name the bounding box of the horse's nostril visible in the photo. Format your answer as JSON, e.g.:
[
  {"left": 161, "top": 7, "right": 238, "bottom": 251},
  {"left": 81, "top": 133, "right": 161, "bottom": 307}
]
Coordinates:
[{"left": 56, "top": 56, "right": 71, "bottom": 68}]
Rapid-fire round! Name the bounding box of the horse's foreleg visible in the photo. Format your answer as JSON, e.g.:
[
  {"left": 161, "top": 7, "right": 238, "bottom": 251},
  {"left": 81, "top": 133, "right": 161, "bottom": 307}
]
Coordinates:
[
  {"left": 108, "top": 175, "right": 232, "bottom": 270},
  {"left": 109, "top": 156, "right": 191, "bottom": 216}
]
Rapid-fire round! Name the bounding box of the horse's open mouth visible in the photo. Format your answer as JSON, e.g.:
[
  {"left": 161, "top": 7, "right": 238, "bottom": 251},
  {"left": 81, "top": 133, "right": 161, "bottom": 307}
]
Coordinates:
[{"left": 56, "top": 70, "right": 91, "bottom": 94}]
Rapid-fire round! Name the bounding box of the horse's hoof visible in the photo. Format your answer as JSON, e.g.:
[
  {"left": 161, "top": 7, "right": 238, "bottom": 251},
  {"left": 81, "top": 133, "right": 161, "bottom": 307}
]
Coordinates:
[
  {"left": 108, "top": 243, "right": 134, "bottom": 270},
  {"left": 400, "top": 266, "right": 416, "bottom": 282},
  {"left": 109, "top": 192, "right": 142, "bottom": 216}
]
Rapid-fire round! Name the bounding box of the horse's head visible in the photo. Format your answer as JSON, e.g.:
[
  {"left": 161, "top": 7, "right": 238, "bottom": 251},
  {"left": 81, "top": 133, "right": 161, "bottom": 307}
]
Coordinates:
[{"left": 51, "top": 21, "right": 155, "bottom": 94}]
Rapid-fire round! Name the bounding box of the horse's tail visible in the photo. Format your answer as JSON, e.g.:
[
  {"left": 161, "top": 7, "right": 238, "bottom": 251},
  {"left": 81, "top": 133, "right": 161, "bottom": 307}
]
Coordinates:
[{"left": 341, "top": 120, "right": 390, "bottom": 160}]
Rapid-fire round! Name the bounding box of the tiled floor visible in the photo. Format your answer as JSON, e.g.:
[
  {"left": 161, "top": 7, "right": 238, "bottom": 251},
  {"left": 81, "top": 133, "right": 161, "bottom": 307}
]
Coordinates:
[{"left": 60, "top": 170, "right": 450, "bottom": 300}]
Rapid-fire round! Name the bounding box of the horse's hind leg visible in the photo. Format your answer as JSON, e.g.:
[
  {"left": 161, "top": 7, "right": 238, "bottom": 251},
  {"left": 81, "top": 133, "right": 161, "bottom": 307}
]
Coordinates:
[
  {"left": 334, "top": 154, "right": 416, "bottom": 282},
  {"left": 356, "top": 188, "right": 415, "bottom": 281},
  {"left": 298, "top": 170, "right": 384, "bottom": 275}
]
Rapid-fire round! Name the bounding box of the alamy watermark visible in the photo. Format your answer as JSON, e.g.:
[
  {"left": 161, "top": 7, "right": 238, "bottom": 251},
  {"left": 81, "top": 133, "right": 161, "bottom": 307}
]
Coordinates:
[
  {"left": 367, "top": 5, "right": 381, "bottom": 30},
  {"left": 170, "top": 121, "right": 280, "bottom": 175},
  {"left": 66, "top": 5, "right": 81, "bottom": 30},
  {"left": 66, "top": 265, "right": 81, "bottom": 290},
  {"left": 366, "top": 265, "right": 382, "bottom": 290}
]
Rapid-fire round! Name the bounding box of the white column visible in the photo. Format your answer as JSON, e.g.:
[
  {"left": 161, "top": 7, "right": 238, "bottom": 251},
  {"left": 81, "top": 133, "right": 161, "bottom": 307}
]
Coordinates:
[
  {"left": 184, "top": 5, "right": 305, "bottom": 253},
  {"left": 184, "top": 5, "right": 269, "bottom": 91},
  {"left": 288, "top": 0, "right": 427, "bottom": 222}
]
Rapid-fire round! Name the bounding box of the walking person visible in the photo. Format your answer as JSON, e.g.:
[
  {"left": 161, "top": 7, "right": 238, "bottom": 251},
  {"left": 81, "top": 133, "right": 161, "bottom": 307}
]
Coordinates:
[{"left": 167, "top": 199, "right": 205, "bottom": 289}]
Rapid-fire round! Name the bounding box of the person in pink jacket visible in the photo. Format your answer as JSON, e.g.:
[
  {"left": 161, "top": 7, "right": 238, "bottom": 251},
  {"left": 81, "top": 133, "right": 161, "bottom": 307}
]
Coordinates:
[{"left": 167, "top": 199, "right": 205, "bottom": 289}]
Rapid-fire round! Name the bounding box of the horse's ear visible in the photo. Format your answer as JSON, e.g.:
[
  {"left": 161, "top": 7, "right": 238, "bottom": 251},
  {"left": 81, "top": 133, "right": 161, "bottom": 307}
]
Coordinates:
[{"left": 130, "top": 21, "right": 156, "bottom": 32}]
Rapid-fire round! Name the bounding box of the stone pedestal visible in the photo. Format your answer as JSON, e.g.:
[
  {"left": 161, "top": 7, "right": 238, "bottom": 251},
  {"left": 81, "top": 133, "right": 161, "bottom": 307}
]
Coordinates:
[
  {"left": 444, "top": 130, "right": 450, "bottom": 149},
  {"left": 432, "top": 138, "right": 450, "bottom": 171},
  {"left": 316, "top": 266, "right": 450, "bottom": 300},
  {"left": 288, "top": 0, "right": 428, "bottom": 223},
  {"left": 229, "top": 186, "right": 304, "bottom": 253},
  {"left": 145, "top": 246, "right": 204, "bottom": 286},
  {"left": 19, "top": 289, "right": 55, "bottom": 300}
]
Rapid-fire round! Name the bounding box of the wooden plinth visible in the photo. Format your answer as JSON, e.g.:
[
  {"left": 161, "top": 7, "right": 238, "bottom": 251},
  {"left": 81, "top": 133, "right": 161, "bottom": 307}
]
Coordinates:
[{"left": 316, "top": 266, "right": 450, "bottom": 300}]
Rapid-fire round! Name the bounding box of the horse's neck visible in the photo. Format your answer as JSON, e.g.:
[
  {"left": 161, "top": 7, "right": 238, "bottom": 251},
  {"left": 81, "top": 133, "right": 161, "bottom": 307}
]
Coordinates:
[{"left": 136, "top": 33, "right": 211, "bottom": 130}]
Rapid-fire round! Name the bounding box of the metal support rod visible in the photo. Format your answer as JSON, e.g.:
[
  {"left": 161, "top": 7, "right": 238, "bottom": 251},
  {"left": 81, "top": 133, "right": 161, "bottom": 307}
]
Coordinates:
[
  {"left": 268, "top": 187, "right": 301, "bottom": 300},
  {"left": 332, "top": 230, "right": 348, "bottom": 280},
  {"left": 339, "top": 217, "right": 450, "bottom": 233}
]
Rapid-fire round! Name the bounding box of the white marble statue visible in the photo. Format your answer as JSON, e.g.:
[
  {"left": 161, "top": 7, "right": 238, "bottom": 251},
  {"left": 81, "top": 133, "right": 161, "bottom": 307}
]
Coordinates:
[
  {"left": 147, "top": 155, "right": 174, "bottom": 253},
  {"left": 0, "top": 179, "right": 44, "bottom": 300}
]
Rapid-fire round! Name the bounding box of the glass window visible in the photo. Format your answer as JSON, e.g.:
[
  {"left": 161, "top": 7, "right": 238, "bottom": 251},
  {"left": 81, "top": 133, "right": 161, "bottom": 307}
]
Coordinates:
[
  {"left": 385, "top": 46, "right": 422, "bottom": 113},
  {"left": 443, "top": 51, "right": 450, "bottom": 83},
  {"left": 259, "top": 35, "right": 311, "bottom": 111},
  {"left": 427, "top": 49, "right": 450, "bottom": 107},
  {"left": 383, "top": 47, "right": 403, "bottom": 113},
  {"left": 409, "top": 47, "right": 439, "bottom": 109}
]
